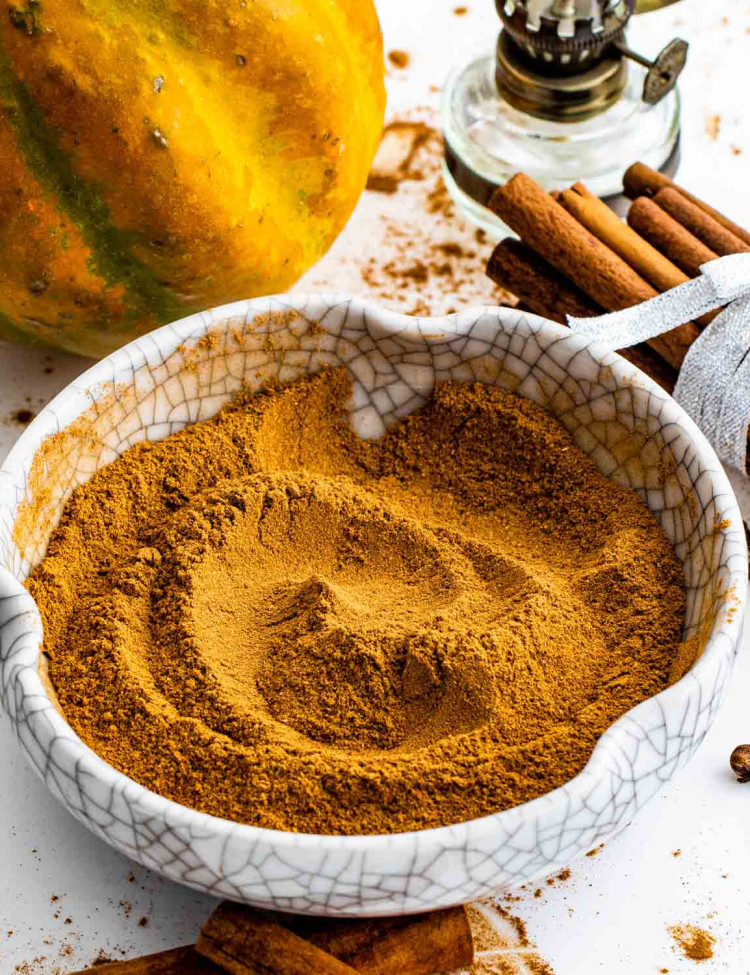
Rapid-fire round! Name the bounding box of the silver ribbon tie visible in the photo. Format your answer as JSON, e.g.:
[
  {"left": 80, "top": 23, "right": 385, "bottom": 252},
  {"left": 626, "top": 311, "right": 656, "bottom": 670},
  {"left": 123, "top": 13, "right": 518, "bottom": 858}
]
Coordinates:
[{"left": 567, "top": 253, "right": 750, "bottom": 474}]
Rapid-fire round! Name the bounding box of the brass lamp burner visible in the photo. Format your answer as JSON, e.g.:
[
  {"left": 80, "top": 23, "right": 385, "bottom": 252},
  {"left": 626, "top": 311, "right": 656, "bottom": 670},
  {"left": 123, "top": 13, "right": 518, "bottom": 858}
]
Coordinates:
[{"left": 495, "top": 0, "right": 687, "bottom": 122}]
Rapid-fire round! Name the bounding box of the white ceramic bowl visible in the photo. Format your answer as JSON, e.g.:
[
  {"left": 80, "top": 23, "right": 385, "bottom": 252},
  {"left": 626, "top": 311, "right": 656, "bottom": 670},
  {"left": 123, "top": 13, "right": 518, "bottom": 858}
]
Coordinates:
[{"left": 0, "top": 294, "right": 746, "bottom": 916}]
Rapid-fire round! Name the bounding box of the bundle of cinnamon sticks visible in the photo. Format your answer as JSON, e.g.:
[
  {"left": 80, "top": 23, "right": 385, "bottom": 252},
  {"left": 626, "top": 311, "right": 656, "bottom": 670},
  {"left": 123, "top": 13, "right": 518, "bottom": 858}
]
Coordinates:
[
  {"left": 486, "top": 163, "right": 750, "bottom": 470},
  {"left": 71, "top": 901, "right": 474, "bottom": 975}
]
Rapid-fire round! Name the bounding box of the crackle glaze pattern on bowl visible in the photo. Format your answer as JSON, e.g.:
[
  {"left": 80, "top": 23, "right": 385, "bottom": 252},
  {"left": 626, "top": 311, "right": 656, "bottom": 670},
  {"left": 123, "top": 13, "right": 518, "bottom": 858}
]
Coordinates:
[{"left": 0, "top": 294, "right": 746, "bottom": 916}]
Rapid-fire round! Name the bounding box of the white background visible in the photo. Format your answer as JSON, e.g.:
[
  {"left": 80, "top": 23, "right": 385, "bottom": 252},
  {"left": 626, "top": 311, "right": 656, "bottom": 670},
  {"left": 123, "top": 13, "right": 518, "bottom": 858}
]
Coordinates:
[{"left": 1, "top": 1, "right": 750, "bottom": 972}]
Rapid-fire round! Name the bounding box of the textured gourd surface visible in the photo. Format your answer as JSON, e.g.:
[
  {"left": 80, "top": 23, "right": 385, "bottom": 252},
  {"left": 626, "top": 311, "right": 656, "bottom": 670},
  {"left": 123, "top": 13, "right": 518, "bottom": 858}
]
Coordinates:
[{"left": 0, "top": 0, "right": 385, "bottom": 356}]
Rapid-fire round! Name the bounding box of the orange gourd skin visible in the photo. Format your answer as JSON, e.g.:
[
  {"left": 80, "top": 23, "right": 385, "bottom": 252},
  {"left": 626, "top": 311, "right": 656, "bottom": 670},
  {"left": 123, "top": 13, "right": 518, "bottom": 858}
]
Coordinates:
[{"left": 0, "top": 0, "right": 385, "bottom": 356}]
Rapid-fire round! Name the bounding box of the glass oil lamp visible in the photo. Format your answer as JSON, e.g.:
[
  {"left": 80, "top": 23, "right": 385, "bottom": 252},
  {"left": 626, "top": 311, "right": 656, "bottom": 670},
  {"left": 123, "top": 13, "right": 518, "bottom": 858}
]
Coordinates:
[{"left": 442, "top": 0, "right": 688, "bottom": 232}]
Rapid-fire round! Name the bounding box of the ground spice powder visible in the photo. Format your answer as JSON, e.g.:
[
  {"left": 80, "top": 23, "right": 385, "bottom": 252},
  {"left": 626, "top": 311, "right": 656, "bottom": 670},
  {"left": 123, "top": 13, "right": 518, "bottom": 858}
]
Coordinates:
[
  {"left": 28, "top": 370, "right": 686, "bottom": 834},
  {"left": 668, "top": 924, "right": 716, "bottom": 962}
]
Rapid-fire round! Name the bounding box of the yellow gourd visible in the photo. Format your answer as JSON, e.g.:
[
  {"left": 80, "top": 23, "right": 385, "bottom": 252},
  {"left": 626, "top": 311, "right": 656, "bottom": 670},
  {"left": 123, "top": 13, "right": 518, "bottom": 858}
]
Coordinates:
[{"left": 0, "top": 0, "right": 385, "bottom": 356}]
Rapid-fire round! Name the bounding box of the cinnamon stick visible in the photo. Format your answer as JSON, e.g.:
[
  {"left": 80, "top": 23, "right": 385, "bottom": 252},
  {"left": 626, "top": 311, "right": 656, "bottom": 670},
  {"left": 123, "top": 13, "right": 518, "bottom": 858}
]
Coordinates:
[
  {"left": 297, "top": 907, "right": 474, "bottom": 975},
  {"left": 623, "top": 161, "right": 750, "bottom": 247},
  {"left": 653, "top": 187, "right": 750, "bottom": 257},
  {"left": 558, "top": 183, "right": 689, "bottom": 292},
  {"left": 627, "top": 196, "right": 719, "bottom": 278},
  {"left": 488, "top": 173, "right": 700, "bottom": 370},
  {"left": 74, "top": 905, "right": 474, "bottom": 975},
  {"left": 558, "top": 183, "right": 716, "bottom": 327},
  {"left": 486, "top": 238, "right": 677, "bottom": 393},
  {"left": 487, "top": 237, "right": 603, "bottom": 321},
  {"left": 72, "top": 945, "right": 220, "bottom": 974},
  {"left": 196, "top": 904, "right": 474, "bottom": 975},
  {"left": 196, "top": 904, "right": 358, "bottom": 975}
]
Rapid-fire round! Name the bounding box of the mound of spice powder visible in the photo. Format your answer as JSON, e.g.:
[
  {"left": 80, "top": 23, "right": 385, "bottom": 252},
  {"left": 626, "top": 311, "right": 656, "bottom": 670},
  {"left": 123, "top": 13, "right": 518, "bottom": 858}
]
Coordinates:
[{"left": 28, "top": 370, "right": 686, "bottom": 834}]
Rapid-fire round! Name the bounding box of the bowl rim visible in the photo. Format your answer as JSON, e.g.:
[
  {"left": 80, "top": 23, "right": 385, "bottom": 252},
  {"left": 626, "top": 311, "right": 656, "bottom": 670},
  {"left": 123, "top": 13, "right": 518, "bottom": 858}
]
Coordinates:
[{"left": 1, "top": 291, "right": 747, "bottom": 852}]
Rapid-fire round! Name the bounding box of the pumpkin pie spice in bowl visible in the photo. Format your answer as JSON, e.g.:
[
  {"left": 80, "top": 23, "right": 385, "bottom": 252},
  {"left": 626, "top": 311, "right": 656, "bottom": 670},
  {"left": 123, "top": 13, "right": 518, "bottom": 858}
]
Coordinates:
[
  {"left": 23, "top": 366, "right": 686, "bottom": 837},
  {"left": 0, "top": 294, "right": 745, "bottom": 915}
]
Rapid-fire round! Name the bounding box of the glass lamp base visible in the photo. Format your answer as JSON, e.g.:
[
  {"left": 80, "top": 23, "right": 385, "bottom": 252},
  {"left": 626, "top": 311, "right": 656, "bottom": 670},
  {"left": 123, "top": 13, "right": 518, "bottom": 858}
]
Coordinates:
[{"left": 442, "top": 53, "right": 681, "bottom": 236}]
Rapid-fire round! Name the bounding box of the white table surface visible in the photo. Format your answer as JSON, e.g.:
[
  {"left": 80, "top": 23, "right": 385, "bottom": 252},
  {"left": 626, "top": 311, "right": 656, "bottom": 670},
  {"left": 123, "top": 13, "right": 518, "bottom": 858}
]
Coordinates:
[{"left": 1, "top": 2, "right": 749, "bottom": 972}]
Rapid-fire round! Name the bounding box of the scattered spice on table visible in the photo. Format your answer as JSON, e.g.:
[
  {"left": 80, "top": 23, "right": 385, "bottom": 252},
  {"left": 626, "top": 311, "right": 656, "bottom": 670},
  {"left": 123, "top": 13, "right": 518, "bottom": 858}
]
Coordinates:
[
  {"left": 5, "top": 408, "right": 36, "bottom": 426},
  {"left": 387, "top": 49, "right": 410, "bottom": 69},
  {"left": 460, "top": 902, "right": 556, "bottom": 975},
  {"left": 14, "top": 957, "right": 48, "bottom": 974},
  {"left": 29, "top": 369, "right": 686, "bottom": 835},
  {"left": 303, "top": 110, "right": 506, "bottom": 317},
  {"left": 705, "top": 113, "right": 721, "bottom": 140},
  {"left": 668, "top": 924, "right": 716, "bottom": 962},
  {"left": 88, "top": 950, "right": 113, "bottom": 966},
  {"left": 365, "top": 120, "right": 434, "bottom": 193}
]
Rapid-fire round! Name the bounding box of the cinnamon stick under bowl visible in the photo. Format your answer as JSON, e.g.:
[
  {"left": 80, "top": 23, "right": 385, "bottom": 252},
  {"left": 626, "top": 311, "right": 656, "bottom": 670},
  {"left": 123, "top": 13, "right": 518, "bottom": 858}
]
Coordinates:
[{"left": 0, "top": 293, "right": 745, "bottom": 920}]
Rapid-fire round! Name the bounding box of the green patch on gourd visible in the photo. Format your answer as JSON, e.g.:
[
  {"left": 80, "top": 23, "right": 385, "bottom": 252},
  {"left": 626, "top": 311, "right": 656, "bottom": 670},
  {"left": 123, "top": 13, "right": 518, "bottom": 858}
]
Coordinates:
[{"left": 0, "top": 53, "right": 190, "bottom": 330}]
